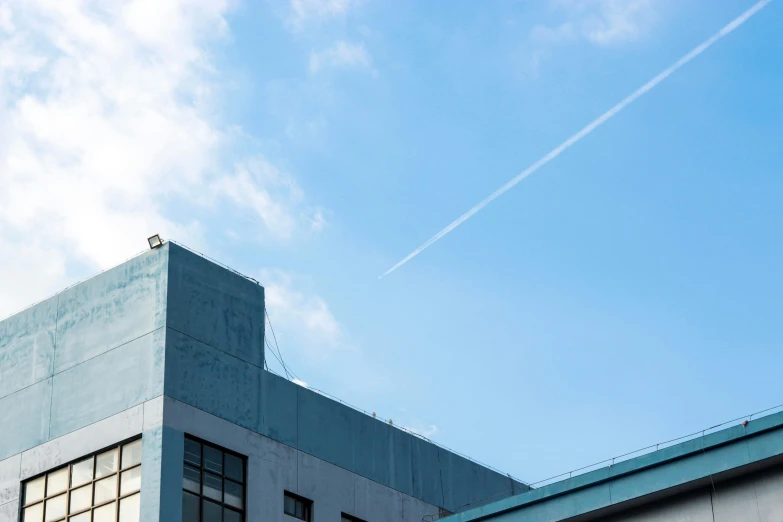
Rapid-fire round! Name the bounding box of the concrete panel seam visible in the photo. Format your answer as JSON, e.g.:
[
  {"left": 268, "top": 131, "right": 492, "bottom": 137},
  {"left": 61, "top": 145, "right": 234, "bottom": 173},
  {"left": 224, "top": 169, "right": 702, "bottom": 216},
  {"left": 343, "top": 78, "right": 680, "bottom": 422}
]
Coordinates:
[
  {"left": 47, "top": 293, "right": 60, "bottom": 440},
  {"left": 12, "top": 393, "right": 164, "bottom": 461},
  {"left": 436, "top": 449, "right": 445, "bottom": 508},
  {"left": 0, "top": 326, "right": 165, "bottom": 404},
  {"left": 165, "top": 325, "right": 263, "bottom": 370},
  {"left": 744, "top": 438, "right": 762, "bottom": 521}
]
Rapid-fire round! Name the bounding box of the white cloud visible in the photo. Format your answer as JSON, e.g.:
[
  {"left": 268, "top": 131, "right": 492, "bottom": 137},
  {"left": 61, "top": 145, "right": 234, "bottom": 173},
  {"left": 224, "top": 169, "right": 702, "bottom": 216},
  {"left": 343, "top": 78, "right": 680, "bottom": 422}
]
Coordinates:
[
  {"left": 309, "top": 40, "right": 372, "bottom": 74},
  {"left": 532, "top": 0, "right": 658, "bottom": 47},
  {"left": 404, "top": 424, "right": 439, "bottom": 439},
  {"left": 292, "top": 378, "right": 309, "bottom": 388},
  {"left": 0, "top": 0, "right": 324, "bottom": 316},
  {"left": 305, "top": 207, "right": 329, "bottom": 232},
  {"left": 287, "top": 0, "right": 363, "bottom": 28},
  {"left": 0, "top": 3, "right": 14, "bottom": 33},
  {"left": 260, "top": 269, "right": 347, "bottom": 360},
  {"left": 209, "top": 158, "right": 305, "bottom": 240},
  {"left": 0, "top": 236, "right": 67, "bottom": 319}
]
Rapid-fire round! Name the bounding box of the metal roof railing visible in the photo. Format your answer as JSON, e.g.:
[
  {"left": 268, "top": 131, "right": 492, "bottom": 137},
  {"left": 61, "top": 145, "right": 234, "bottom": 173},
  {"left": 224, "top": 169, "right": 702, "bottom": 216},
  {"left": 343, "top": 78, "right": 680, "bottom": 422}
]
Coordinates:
[{"left": 440, "top": 401, "right": 783, "bottom": 518}]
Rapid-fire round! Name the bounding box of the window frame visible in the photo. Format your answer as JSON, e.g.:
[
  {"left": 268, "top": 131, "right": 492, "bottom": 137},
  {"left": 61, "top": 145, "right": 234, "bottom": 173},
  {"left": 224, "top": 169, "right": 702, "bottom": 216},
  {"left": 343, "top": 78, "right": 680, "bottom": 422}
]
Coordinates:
[
  {"left": 182, "top": 434, "right": 247, "bottom": 522},
  {"left": 341, "top": 513, "right": 367, "bottom": 522},
  {"left": 283, "top": 491, "right": 312, "bottom": 521},
  {"left": 19, "top": 435, "right": 143, "bottom": 522}
]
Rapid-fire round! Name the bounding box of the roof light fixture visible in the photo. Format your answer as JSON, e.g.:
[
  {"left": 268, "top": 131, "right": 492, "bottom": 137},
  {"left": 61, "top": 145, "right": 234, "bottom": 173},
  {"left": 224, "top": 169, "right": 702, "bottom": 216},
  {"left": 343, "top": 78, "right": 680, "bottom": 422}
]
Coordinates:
[{"left": 147, "top": 234, "right": 163, "bottom": 249}]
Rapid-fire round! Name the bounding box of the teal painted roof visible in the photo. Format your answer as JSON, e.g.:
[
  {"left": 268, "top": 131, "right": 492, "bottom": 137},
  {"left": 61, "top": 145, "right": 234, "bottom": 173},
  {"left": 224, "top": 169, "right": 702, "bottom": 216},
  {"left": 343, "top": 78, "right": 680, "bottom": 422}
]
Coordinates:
[{"left": 449, "top": 410, "right": 783, "bottom": 521}]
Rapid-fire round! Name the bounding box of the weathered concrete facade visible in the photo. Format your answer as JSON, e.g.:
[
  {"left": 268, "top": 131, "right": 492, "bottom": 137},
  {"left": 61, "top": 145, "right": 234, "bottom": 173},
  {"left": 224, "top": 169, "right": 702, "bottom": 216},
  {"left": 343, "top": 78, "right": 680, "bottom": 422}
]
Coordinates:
[
  {"left": 9, "top": 240, "right": 777, "bottom": 522},
  {"left": 0, "top": 242, "right": 526, "bottom": 522}
]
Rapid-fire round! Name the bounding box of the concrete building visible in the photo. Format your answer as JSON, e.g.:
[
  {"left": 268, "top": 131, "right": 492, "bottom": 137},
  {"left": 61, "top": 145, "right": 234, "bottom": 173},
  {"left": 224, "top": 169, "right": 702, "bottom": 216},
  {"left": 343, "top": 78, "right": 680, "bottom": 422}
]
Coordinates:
[
  {"left": 446, "top": 411, "right": 783, "bottom": 522},
  {"left": 0, "top": 242, "right": 527, "bottom": 522},
  {"left": 2, "top": 240, "right": 782, "bottom": 522}
]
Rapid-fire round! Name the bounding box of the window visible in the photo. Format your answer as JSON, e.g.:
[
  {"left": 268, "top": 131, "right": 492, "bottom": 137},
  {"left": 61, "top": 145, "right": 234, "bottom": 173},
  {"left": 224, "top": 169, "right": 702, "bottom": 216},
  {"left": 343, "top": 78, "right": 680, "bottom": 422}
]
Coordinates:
[
  {"left": 283, "top": 492, "right": 311, "bottom": 521},
  {"left": 21, "top": 438, "right": 142, "bottom": 522},
  {"left": 182, "top": 436, "right": 246, "bottom": 522},
  {"left": 341, "top": 514, "right": 366, "bottom": 522}
]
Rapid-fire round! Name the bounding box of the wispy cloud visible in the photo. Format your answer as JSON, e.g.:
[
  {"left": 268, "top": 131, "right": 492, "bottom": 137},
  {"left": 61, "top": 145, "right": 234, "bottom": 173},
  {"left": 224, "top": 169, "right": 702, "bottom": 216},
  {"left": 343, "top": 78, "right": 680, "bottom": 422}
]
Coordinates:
[
  {"left": 309, "top": 40, "right": 373, "bottom": 74},
  {"left": 306, "top": 207, "right": 329, "bottom": 232},
  {"left": 531, "top": 0, "right": 658, "bottom": 47},
  {"left": 209, "top": 158, "right": 307, "bottom": 240},
  {"left": 0, "top": 0, "right": 324, "bottom": 316},
  {"left": 404, "top": 424, "right": 439, "bottom": 439},
  {"left": 260, "top": 269, "right": 347, "bottom": 360},
  {"left": 381, "top": 0, "right": 773, "bottom": 278},
  {"left": 287, "top": 0, "right": 363, "bottom": 29}
]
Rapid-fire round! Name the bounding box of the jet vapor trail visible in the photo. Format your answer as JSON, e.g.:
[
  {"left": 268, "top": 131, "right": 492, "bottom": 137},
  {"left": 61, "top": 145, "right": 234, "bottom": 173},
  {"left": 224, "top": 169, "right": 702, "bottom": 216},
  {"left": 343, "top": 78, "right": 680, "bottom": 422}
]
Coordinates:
[{"left": 380, "top": 0, "right": 773, "bottom": 279}]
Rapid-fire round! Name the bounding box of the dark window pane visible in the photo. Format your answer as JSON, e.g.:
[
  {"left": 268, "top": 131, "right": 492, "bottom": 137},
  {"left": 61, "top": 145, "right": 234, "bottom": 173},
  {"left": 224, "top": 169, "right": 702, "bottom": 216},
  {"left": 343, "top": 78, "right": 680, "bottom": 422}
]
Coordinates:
[
  {"left": 224, "top": 480, "right": 243, "bottom": 510},
  {"left": 182, "top": 492, "right": 200, "bottom": 522},
  {"left": 283, "top": 494, "right": 311, "bottom": 521},
  {"left": 203, "top": 446, "right": 223, "bottom": 474},
  {"left": 184, "top": 439, "right": 202, "bottom": 467},
  {"left": 284, "top": 495, "right": 296, "bottom": 516},
  {"left": 183, "top": 465, "right": 201, "bottom": 493},
  {"left": 224, "top": 508, "right": 242, "bottom": 522},
  {"left": 203, "top": 472, "right": 222, "bottom": 502},
  {"left": 224, "top": 454, "right": 243, "bottom": 483},
  {"left": 203, "top": 499, "right": 222, "bottom": 522}
]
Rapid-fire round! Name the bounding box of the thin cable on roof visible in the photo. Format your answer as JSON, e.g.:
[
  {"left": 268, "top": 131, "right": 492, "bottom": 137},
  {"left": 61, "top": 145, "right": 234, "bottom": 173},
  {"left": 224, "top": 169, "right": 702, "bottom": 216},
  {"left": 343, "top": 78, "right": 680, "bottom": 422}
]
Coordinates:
[
  {"left": 264, "top": 308, "right": 304, "bottom": 382},
  {"left": 265, "top": 338, "right": 290, "bottom": 378}
]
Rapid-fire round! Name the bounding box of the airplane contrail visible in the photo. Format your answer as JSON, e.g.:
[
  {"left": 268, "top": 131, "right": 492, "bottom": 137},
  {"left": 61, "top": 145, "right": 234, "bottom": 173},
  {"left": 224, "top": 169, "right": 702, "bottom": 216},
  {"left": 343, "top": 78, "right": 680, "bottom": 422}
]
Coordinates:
[{"left": 380, "top": 0, "right": 773, "bottom": 279}]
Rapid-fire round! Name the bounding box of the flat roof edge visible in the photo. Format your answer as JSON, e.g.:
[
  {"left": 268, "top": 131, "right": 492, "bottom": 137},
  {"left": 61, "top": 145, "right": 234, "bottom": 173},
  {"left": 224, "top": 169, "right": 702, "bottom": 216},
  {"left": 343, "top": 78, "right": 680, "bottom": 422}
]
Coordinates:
[{"left": 452, "top": 409, "right": 783, "bottom": 521}]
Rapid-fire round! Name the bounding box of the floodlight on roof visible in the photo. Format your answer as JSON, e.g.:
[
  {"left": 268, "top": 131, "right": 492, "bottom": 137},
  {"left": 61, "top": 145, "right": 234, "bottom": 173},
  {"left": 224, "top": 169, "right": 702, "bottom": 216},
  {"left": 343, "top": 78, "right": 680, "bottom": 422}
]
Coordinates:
[{"left": 147, "top": 234, "right": 163, "bottom": 249}]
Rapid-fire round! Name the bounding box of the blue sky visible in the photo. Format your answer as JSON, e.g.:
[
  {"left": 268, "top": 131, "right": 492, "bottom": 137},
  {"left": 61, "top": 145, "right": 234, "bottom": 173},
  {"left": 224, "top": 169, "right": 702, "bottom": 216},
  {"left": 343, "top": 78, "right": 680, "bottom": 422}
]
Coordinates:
[{"left": 1, "top": 0, "right": 781, "bottom": 486}]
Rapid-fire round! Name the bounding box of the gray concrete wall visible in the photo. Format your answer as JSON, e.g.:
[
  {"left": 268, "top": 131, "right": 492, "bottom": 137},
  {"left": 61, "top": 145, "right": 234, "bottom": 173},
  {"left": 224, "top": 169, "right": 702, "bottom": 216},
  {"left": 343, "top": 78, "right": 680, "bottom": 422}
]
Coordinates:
[
  {"left": 162, "top": 396, "right": 442, "bottom": 522},
  {"left": 0, "top": 397, "right": 162, "bottom": 522},
  {"left": 0, "top": 247, "right": 169, "bottom": 522},
  {"left": 163, "top": 243, "right": 527, "bottom": 512},
  {"left": 0, "top": 241, "right": 525, "bottom": 520},
  {"left": 601, "top": 465, "right": 783, "bottom": 522},
  {"left": 0, "top": 395, "right": 441, "bottom": 522},
  {"left": 0, "top": 246, "right": 167, "bottom": 462}
]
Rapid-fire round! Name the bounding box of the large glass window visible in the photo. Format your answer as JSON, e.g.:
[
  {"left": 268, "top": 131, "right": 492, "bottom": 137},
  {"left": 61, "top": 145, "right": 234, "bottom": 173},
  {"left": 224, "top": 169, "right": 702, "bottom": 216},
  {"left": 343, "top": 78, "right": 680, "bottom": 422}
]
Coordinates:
[
  {"left": 21, "top": 438, "right": 142, "bottom": 522},
  {"left": 182, "top": 436, "right": 245, "bottom": 522}
]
